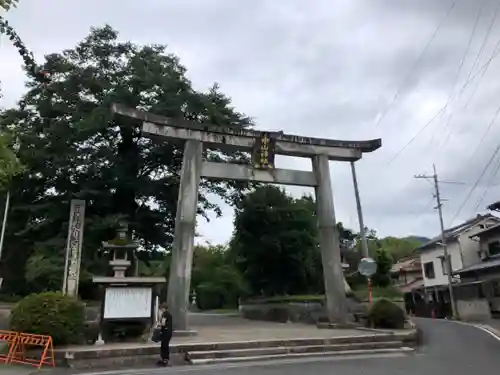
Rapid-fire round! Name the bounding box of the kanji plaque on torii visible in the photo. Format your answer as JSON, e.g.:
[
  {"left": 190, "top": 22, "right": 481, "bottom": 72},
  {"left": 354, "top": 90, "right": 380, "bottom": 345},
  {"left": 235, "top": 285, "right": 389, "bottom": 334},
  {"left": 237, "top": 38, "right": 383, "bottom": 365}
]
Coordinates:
[
  {"left": 253, "top": 132, "right": 277, "bottom": 170},
  {"left": 111, "top": 103, "right": 381, "bottom": 331}
]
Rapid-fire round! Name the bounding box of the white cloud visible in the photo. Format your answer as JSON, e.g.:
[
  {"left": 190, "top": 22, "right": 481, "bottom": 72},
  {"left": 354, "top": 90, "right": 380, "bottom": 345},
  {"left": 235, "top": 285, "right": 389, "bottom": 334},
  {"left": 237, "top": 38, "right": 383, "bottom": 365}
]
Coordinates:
[{"left": 2, "top": 0, "right": 500, "bottom": 245}]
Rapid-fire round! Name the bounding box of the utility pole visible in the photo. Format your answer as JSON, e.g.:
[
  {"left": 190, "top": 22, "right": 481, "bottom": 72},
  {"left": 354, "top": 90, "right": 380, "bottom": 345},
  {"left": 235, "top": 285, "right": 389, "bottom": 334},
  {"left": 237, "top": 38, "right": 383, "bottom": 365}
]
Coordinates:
[
  {"left": 350, "top": 161, "right": 369, "bottom": 258},
  {"left": 415, "top": 164, "right": 458, "bottom": 319}
]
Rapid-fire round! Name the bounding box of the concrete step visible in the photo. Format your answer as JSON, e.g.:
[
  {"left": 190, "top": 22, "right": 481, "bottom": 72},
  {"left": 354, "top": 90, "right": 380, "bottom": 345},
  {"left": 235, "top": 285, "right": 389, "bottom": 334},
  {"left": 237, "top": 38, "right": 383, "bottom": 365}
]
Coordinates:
[
  {"left": 56, "top": 331, "right": 419, "bottom": 369},
  {"left": 186, "top": 340, "right": 409, "bottom": 364},
  {"left": 188, "top": 346, "right": 415, "bottom": 365},
  {"left": 181, "top": 332, "right": 413, "bottom": 353}
]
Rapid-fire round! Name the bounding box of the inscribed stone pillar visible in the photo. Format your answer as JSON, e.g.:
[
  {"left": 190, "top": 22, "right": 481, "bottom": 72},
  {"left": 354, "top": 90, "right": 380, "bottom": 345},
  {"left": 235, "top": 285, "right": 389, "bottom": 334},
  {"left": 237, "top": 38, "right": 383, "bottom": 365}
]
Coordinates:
[
  {"left": 312, "top": 154, "right": 348, "bottom": 324},
  {"left": 167, "top": 140, "right": 203, "bottom": 331}
]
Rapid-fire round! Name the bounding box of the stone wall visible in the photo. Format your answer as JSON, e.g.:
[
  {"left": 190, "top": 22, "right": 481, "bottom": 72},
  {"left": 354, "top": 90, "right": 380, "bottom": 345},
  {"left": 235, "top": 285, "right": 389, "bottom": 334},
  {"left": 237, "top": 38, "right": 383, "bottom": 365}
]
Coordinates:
[
  {"left": 0, "top": 305, "right": 10, "bottom": 330},
  {"left": 456, "top": 299, "right": 492, "bottom": 321},
  {"left": 240, "top": 297, "right": 372, "bottom": 324}
]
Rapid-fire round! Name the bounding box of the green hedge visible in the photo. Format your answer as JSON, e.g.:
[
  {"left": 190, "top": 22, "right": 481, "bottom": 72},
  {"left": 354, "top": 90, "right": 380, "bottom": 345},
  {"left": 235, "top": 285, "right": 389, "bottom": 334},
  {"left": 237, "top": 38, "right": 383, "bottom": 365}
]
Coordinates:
[
  {"left": 367, "top": 298, "right": 406, "bottom": 329},
  {"left": 242, "top": 295, "right": 325, "bottom": 305},
  {"left": 352, "top": 285, "right": 403, "bottom": 301},
  {"left": 9, "top": 291, "right": 85, "bottom": 346},
  {"left": 241, "top": 287, "right": 402, "bottom": 305}
]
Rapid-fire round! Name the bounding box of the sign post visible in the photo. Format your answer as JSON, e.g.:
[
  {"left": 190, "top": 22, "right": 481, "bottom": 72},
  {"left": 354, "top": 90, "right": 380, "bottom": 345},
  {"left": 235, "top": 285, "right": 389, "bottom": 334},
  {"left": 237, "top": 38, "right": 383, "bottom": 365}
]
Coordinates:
[
  {"left": 358, "top": 257, "right": 377, "bottom": 307},
  {"left": 62, "top": 199, "right": 86, "bottom": 296}
]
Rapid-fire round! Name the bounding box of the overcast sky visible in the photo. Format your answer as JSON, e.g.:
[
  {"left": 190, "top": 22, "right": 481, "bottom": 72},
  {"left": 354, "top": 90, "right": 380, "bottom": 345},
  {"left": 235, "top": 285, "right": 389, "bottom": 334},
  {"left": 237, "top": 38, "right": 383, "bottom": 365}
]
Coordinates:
[{"left": 2, "top": 0, "right": 500, "bottom": 245}]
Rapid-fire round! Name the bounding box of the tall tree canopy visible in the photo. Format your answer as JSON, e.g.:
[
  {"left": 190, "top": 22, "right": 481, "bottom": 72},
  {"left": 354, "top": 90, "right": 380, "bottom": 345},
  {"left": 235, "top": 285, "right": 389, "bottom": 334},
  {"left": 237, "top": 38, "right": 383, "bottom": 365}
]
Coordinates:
[
  {"left": 0, "top": 0, "right": 18, "bottom": 11},
  {"left": 0, "top": 131, "right": 24, "bottom": 189},
  {"left": 230, "top": 186, "right": 321, "bottom": 297},
  {"left": 0, "top": 25, "right": 252, "bottom": 294}
]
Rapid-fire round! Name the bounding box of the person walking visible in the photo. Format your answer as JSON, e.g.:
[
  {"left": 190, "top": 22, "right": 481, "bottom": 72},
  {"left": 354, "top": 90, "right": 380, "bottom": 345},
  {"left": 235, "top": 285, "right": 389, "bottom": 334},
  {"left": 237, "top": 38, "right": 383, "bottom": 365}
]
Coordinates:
[{"left": 157, "top": 303, "right": 173, "bottom": 366}]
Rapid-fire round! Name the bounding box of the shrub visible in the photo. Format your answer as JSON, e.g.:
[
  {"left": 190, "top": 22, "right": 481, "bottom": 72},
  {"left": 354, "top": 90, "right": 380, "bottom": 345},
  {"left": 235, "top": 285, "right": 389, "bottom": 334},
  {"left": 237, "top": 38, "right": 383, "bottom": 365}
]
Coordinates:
[
  {"left": 242, "top": 295, "right": 326, "bottom": 305},
  {"left": 346, "top": 272, "right": 366, "bottom": 289},
  {"left": 9, "top": 291, "right": 85, "bottom": 346},
  {"left": 353, "top": 285, "right": 403, "bottom": 301},
  {"left": 367, "top": 298, "right": 406, "bottom": 329},
  {"left": 195, "top": 282, "right": 225, "bottom": 310}
]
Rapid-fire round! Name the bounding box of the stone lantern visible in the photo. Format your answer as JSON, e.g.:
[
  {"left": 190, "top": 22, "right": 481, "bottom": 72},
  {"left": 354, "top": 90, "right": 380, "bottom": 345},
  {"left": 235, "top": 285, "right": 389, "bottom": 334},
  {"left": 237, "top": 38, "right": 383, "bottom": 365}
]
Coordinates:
[
  {"left": 92, "top": 222, "right": 167, "bottom": 344},
  {"left": 104, "top": 223, "right": 134, "bottom": 278}
]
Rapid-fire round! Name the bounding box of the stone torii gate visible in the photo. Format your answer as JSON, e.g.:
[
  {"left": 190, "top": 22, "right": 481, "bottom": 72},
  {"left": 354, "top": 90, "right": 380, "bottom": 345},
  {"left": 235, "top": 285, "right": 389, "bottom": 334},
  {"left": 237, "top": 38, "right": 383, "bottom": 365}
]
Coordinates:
[{"left": 112, "top": 104, "right": 381, "bottom": 331}]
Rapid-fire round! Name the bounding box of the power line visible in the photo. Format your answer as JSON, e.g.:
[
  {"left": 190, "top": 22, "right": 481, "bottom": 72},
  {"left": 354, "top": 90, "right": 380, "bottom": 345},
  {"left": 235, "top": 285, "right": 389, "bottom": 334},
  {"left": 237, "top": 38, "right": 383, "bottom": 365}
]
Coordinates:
[
  {"left": 466, "top": 101, "right": 500, "bottom": 165},
  {"left": 474, "top": 152, "right": 500, "bottom": 211},
  {"left": 450, "top": 141, "right": 500, "bottom": 224},
  {"left": 374, "top": 0, "right": 458, "bottom": 128},
  {"left": 431, "top": 7, "right": 483, "bottom": 156},
  {"left": 387, "top": 35, "right": 500, "bottom": 165},
  {"left": 462, "top": 3, "right": 500, "bottom": 110},
  {"left": 435, "top": 33, "right": 500, "bottom": 164},
  {"left": 388, "top": 107, "right": 445, "bottom": 165},
  {"left": 458, "top": 1, "right": 500, "bottom": 100}
]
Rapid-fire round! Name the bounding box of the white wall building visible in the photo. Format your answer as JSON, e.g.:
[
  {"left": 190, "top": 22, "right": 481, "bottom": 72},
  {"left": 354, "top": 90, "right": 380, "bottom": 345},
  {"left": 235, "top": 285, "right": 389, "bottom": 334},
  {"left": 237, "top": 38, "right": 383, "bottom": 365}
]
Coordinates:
[{"left": 416, "top": 214, "right": 500, "bottom": 288}]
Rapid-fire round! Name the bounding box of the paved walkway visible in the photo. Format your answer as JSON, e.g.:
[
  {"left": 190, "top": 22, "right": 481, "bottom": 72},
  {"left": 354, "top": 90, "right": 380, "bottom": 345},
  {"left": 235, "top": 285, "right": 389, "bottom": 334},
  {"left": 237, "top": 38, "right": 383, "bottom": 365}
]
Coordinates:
[
  {"left": 1, "top": 365, "right": 38, "bottom": 375},
  {"left": 62, "top": 314, "right": 379, "bottom": 353},
  {"left": 53, "top": 317, "right": 500, "bottom": 375}
]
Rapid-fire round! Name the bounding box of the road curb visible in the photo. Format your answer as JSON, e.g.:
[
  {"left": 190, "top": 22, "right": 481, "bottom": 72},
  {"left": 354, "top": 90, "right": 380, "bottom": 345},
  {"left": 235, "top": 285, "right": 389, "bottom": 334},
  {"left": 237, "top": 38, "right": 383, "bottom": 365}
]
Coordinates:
[
  {"left": 473, "top": 324, "right": 500, "bottom": 341},
  {"left": 423, "top": 317, "right": 500, "bottom": 342}
]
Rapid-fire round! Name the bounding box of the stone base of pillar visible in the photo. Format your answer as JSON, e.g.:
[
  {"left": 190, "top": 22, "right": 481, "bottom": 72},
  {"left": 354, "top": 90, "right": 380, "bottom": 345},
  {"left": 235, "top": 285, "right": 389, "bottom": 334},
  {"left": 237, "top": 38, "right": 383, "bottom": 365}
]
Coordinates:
[
  {"left": 95, "top": 333, "right": 105, "bottom": 345},
  {"left": 317, "top": 322, "right": 360, "bottom": 329},
  {"left": 172, "top": 330, "right": 198, "bottom": 337}
]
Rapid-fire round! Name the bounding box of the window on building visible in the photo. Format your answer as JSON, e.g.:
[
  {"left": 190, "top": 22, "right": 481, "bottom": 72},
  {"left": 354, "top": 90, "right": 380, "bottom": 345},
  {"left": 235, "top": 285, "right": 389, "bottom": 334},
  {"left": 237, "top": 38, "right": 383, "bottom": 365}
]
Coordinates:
[
  {"left": 488, "top": 241, "right": 500, "bottom": 257},
  {"left": 439, "top": 256, "right": 448, "bottom": 275},
  {"left": 424, "top": 261, "right": 435, "bottom": 279}
]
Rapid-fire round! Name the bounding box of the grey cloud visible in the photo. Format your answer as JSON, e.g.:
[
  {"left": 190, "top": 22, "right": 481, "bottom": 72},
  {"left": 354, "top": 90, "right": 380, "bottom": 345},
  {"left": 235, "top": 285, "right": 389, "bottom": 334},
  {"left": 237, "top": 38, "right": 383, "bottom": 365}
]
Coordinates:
[{"left": 2, "top": 0, "right": 500, "bottom": 243}]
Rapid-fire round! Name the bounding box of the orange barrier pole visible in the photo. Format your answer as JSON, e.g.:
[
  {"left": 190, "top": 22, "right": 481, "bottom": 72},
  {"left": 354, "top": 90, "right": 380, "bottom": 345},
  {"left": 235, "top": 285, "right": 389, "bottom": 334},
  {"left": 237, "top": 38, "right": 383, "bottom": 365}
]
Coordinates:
[
  {"left": 0, "top": 330, "right": 19, "bottom": 364},
  {"left": 368, "top": 278, "right": 373, "bottom": 307},
  {"left": 9, "top": 333, "right": 55, "bottom": 369}
]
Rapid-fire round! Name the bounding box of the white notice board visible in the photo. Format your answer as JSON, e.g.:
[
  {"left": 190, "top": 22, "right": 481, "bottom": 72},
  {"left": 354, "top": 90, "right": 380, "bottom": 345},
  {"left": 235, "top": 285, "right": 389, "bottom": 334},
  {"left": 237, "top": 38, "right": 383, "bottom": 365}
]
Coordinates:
[{"left": 104, "top": 287, "right": 152, "bottom": 319}]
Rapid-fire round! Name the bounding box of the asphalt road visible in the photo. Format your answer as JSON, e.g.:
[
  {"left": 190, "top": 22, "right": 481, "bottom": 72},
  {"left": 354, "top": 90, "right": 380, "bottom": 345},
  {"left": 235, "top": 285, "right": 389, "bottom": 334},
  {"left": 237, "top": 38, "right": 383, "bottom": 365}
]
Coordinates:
[{"left": 76, "top": 318, "right": 500, "bottom": 375}]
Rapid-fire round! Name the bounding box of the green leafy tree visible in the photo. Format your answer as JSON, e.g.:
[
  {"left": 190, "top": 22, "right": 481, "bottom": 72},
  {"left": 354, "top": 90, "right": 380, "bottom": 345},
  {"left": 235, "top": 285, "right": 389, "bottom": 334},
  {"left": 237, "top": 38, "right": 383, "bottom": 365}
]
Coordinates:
[
  {"left": 0, "top": 0, "right": 18, "bottom": 11},
  {"left": 191, "top": 244, "right": 246, "bottom": 310},
  {"left": 0, "top": 131, "right": 24, "bottom": 189},
  {"left": 355, "top": 228, "right": 420, "bottom": 262},
  {"left": 0, "top": 25, "right": 252, "bottom": 294},
  {"left": 379, "top": 236, "right": 420, "bottom": 262},
  {"left": 229, "top": 186, "right": 321, "bottom": 297},
  {"left": 371, "top": 248, "right": 393, "bottom": 287}
]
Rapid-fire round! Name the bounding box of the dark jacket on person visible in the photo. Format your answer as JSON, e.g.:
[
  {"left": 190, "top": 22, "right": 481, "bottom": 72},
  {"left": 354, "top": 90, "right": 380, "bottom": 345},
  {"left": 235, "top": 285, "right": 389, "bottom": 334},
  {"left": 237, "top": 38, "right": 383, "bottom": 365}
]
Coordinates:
[{"left": 160, "top": 310, "right": 173, "bottom": 337}]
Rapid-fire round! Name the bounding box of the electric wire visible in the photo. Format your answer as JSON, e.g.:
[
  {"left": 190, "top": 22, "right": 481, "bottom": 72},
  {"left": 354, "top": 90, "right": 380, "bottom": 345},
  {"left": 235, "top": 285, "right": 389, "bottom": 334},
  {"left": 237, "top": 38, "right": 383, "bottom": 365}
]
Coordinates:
[
  {"left": 374, "top": 0, "right": 458, "bottom": 129},
  {"left": 450, "top": 141, "right": 500, "bottom": 224},
  {"left": 434, "top": 4, "right": 487, "bottom": 152},
  {"left": 462, "top": 2, "right": 500, "bottom": 111},
  {"left": 474, "top": 152, "right": 500, "bottom": 211},
  {"left": 387, "top": 36, "right": 500, "bottom": 165},
  {"left": 466, "top": 101, "right": 500, "bottom": 166},
  {"left": 458, "top": 1, "right": 500, "bottom": 100},
  {"left": 428, "top": 7, "right": 482, "bottom": 154},
  {"left": 409, "top": 196, "right": 435, "bottom": 236}
]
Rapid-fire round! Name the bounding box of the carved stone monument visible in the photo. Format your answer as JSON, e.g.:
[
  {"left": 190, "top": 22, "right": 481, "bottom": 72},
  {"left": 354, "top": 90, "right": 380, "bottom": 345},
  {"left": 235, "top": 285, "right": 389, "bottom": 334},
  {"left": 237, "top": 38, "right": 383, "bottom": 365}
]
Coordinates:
[
  {"left": 112, "top": 104, "right": 381, "bottom": 330},
  {"left": 62, "top": 199, "right": 86, "bottom": 297}
]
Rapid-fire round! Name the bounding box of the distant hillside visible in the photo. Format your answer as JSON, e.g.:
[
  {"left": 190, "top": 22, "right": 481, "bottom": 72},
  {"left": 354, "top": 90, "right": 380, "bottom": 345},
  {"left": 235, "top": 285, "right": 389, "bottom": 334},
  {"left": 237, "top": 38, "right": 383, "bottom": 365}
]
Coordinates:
[{"left": 406, "top": 235, "right": 430, "bottom": 244}]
